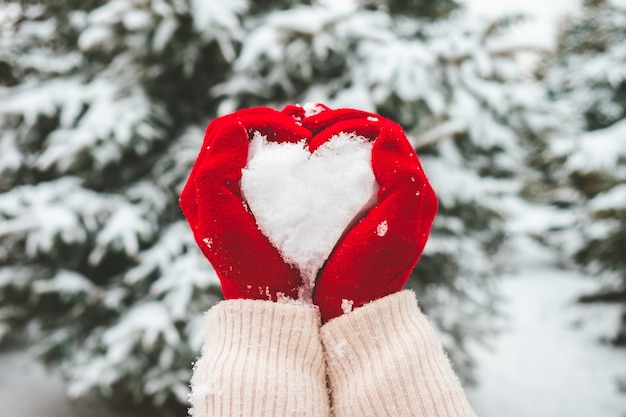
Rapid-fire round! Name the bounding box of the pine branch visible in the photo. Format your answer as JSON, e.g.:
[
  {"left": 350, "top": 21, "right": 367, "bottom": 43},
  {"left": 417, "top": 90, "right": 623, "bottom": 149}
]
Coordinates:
[
  {"left": 0, "top": 219, "right": 36, "bottom": 237},
  {"left": 413, "top": 119, "right": 467, "bottom": 150},
  {"left": 489, "top": 44, "right": 552, "bottom": 57}
]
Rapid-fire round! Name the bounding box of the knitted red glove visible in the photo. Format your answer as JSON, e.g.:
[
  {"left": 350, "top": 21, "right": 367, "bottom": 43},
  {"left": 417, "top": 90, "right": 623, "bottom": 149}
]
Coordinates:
[
  {"left": 305, "top": 108, "right": 438, "bottom": 323},
  {"left": 179, "top": 107, "right": 311, "bottom": 300}
]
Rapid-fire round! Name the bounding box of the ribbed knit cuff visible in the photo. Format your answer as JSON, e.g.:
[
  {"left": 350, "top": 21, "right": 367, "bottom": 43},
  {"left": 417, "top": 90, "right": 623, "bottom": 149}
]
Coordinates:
[
  {"left": 321, "top": 290, "right": 477, "bottom": 417},
  {"left": 190, "top": 299, "right": 331, "bottom": 417}
]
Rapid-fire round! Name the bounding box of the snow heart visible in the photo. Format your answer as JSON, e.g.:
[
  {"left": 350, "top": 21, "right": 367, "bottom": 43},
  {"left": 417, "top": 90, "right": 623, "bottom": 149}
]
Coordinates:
[{"left": 241, "top": 130, "right": 379, "bottom": 296}]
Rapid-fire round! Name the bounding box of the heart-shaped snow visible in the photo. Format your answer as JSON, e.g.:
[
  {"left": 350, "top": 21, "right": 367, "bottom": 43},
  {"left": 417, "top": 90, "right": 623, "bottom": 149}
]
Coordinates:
[{"left": 241, "top": 130, "right": 379, "bottom": 294}]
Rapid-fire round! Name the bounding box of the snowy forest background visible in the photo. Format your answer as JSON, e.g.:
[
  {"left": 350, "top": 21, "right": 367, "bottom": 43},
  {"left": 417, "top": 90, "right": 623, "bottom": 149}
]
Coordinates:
[{"left": 0, "top": 0, "right": 625, "bottom": 416}]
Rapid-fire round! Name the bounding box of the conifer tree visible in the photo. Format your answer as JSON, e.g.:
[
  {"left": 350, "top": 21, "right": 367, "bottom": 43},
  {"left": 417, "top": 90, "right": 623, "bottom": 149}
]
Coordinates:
[
  {"left": 540, "top": 0, "right": 626, "bottom": 345},
  {"left": 0, "top": 0, "right": 244, "bottom": 412}
]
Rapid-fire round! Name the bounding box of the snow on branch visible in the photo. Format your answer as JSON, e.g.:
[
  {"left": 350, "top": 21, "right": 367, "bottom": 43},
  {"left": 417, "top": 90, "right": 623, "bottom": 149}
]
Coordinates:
[
  {"left": 0, "top": 178, "right": 100, "bottom": 257},
  {"left": 103, "top": 301, "right": 181, "bottom": 365},
  {"left": 589, "top": 184, "right": 626, "bottom": 212},
  {"left": 66, "top": 301, "right": 186, "bottom": 402},
  {"left": 566, "top": 118, "right": 626, "bottom": 173},
  {"left": 123, "top": 221, "right": 218, "bottom": 320},
  {"left": 413, "top": 119, "right": 467, "bottom": 149},
  {"left": 150, "top": 252, "right": 218, "bottom": 321},
  {"left": 33, "top": 269, "right": 95, "bottom": 296},
  {"left": 421, "top": 156, "right": 487, "bottom": 206},
  {"left": 76, "top": 0, "right": 247, "bottom": 62},
  {"left": 0, "top": 177, "right": 163, "bottom": 265},
  {"left": 126, "top": 222, "right": 195, "bottom": 283},
  {"left": 89, "top": 204, "right": 155, "bottom": 265},
  {"left": 0, "top": 76, "right": 166, "bottom": 176}
]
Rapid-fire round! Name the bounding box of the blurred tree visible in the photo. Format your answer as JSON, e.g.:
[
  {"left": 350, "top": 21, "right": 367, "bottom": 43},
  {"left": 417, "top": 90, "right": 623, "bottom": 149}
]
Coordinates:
[
  {"left": 0, "top": 0, "right": 243, "bottom": 413},
  {"left": 0, "top": 0, "right": 553, "bottom": 414},
  {"left": 360, "top": 0, "right": 458, "bottom": 18},
  {"left": 539, "top": 0, "right": 626, "bottom": 345}
]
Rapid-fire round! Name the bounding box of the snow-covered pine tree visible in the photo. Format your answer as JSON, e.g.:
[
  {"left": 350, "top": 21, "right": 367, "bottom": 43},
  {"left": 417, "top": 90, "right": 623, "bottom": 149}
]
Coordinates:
[
  {"left": 214, "top": 0, "right": 557, "bottom": 379},
  {"left": 0, "top": 0, "right": 556, "bottom": 412},
  {"left": 540, "top": 0, "right": 626, "bottom": 345},
  {"left": 0, "top": 0, "right": 245, "bottom": 413}
]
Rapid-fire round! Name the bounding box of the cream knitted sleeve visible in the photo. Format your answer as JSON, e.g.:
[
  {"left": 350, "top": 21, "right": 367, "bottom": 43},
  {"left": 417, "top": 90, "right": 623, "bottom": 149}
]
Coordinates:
[
  {"left": 189, "top": 299, "right": 331, "bottom": 417},
  {"left": 320, "top": 290, "right": 478, "bottom": 417}
]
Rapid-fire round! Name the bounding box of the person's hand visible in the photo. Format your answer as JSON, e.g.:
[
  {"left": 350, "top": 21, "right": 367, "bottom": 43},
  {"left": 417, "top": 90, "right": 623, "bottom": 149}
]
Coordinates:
[
  {"left": 180, "top": 104, "right": 437, "bottom": 314},
  {"left": 308, "top": 110, "right": 438, "bottom": 323},
  {"left": 179, "top": 107, "right": 312, "bottom": 301}
]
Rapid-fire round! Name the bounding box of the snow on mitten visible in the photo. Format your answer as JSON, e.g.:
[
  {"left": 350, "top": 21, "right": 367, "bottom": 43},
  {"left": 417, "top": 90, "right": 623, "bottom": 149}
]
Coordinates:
[
  {"left": 309, "top": 109, "right": 438, "bottom": 323},
  {"left": 179, "top": 107, "right": 311, "bottom": 301}
]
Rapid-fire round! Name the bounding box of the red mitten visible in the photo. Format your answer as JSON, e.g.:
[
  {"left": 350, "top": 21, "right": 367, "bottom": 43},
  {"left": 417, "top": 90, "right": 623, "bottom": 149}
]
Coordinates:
[
  {"left": 309, "top": 110, "right": 438, "bottom": 323},
  {"left": 179, "top": 107, "right": 312, "bottom": 300}
]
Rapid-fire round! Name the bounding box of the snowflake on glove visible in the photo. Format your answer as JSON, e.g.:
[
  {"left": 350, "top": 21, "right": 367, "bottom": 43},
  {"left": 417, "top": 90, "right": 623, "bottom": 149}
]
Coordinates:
[{"left": 180, "top": 104, "right": 437, "bottom": 323}]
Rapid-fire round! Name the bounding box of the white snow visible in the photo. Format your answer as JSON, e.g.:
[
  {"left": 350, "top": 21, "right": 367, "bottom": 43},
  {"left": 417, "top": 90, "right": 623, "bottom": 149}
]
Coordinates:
[
  {"left": 0, "top": 3, "right": 21, "bottom": 31},
  {"left": 17, "top": 19, "right": 57, "bottom": 39},
  {"left": 77, "top": 25, "right": 115, "bottom": 52},
  {"left": 121, "top": 9, "right": 152, "bottom": 31},
  {"left": 0, "top": 343, "right": 138, "bottom": 417},
  {"left": 590, "top": 184, "right": 626, "bottom": 212},
  {"left": 0, "top": 132, "right": 23, "bottom": 174},
  {"left": 341, "top": 299, "right": 354, "bottom": 314},
  {"left": 331, "top": 339, "right": 349, "bottom": 359},
  {"left": 89, "top": 204, "right": 154, "bottom": 264},
  {"left": 302, "top": 102, "right": 325, "bottom": 117},
  {"left": 0, "top": 76, "right": 159, "bottom": 174},
  {"left": 467, "top": 236, "right": 626, "bottom": 417},
  {"left": 458, "top": 0, "right": 581, "bottom": 78},
  {"left": 459, "top": 0, "right": 579, "bottom": 51},
  {"left": 420, "top": 155, "right": 486, "bottom": 206},
  {"left": 375, "top": 220, "right": 388, "bottom": 237},
  {"left": 566, "top": 118, "right": 626, "bottom": 172},
  {"left": 18, "top": 51, "right": 83, "bottom": 75},
  {"left": 150, "top": 255, "right": 219, "bottom": 321},
  {"left": 152, "top": 17, "right": 178, "bottom": 52},
  {"left": 466, "top": 197, "right": 626, "bottom": 417},
  {"left": 102, "top": 302, "right": 180, "bottom": 365},
  {"left": 33, "top": 270, "right": 94, "bottom": 295},
  {"left": 23, "top": 205, "right": 86, "bottom": 256},
  {"left": 240, "top": 130, "right": 378, "bottom": 299},
  {"left": 190, "top": 0, "right": 246, "bottom": 33}
]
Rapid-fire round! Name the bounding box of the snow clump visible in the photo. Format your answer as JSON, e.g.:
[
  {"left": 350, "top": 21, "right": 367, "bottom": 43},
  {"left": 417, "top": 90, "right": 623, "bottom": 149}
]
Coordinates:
[
  {"left": 376, "top": 220, "right": 388, "bottom": 237},
  {"left": 241, "top": 131, "right": 378, "bottom": 300}
]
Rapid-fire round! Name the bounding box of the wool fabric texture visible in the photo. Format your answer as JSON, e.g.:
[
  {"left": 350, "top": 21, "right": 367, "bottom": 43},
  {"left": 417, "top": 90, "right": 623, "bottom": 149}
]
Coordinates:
[
  {"left": 189, "top": 291, "right": 478, "bottom": 417},
  {"left": 189, "top": 299, "right": 330, "bottom": 417},
  {"left": 321, "top": 291, "right": 478, "bottom": 417}
]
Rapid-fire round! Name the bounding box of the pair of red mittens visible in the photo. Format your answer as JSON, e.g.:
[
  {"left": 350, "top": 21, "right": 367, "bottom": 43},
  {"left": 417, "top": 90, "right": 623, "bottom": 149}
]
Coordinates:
[{"left": 179, "top": 104, "right": 437, "bottom": 323}]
